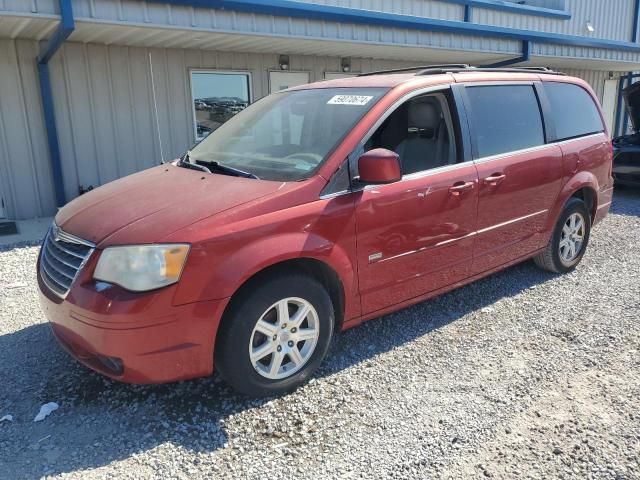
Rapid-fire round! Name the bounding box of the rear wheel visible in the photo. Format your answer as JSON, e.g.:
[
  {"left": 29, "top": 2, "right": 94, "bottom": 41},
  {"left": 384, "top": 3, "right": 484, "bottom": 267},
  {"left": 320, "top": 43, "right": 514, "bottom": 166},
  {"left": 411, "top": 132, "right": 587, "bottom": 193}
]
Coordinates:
[
  {"left": 534, "top": 198, "right": 591, "bottom": 273},
  {"left": 215, "top": 274, "right": 334, "bottom": 396}
]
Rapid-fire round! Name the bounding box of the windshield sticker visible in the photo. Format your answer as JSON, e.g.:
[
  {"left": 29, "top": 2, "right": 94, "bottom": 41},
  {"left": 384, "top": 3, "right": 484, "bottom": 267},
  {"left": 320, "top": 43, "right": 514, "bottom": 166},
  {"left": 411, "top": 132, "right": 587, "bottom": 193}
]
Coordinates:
[{"left": 327, "top": 95, "right": 373, "bottom": 106}]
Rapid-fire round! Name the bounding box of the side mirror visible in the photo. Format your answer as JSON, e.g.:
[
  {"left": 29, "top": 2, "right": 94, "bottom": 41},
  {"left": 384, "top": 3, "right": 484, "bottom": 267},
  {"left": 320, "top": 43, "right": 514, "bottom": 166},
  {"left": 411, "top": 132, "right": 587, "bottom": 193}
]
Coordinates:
[{"left": 356, "top": 148, "right": 402, "bottom": 185}]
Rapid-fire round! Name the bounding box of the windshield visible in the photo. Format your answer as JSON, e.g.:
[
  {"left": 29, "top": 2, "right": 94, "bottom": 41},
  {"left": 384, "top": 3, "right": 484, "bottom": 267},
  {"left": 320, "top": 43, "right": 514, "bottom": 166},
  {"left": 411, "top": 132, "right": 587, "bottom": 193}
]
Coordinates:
[{"left": 189, "top": 87, "right": 388, "bottom": 181}]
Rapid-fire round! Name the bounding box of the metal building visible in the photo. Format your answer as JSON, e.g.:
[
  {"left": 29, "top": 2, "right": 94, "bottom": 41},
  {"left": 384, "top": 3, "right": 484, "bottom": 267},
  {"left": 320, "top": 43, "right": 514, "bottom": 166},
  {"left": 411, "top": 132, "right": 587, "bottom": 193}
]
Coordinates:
[{"left": 1, "top": 0, "right": 639, "bottom": 220}]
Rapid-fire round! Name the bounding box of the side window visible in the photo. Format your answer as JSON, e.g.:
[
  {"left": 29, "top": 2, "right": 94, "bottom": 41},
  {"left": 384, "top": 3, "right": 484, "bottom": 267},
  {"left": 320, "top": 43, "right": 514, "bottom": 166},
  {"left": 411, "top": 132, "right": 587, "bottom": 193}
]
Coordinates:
[
  {"left": 365, "top": 92, "right": 458, "bottom": 176},
  {"left": 465, "top": 85, "right": 545, "bottom": 158},
  {"left": 544, "top": 82, "right": 604, "bottom": 141}
]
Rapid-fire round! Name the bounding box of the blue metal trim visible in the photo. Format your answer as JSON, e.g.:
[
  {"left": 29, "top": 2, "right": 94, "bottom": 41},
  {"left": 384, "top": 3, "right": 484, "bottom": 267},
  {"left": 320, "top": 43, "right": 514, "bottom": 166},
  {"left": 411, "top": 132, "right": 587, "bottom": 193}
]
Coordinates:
[
  {"left": 633, "top": 0, "right": 640, "bottom": 43},
  {"left": 614, "top": 76, "right": 626, "bottom": 137},
  {"left": 463, "top": 4, "right": 472, "bottom": 22},
  {"left": 444, "top": 0, "right": 570, "bottom": 19},
  {"left": 623, "top": 73, "right": 633, "bottom": 134},
  {"left": 485, "top": 40, "right": 530, "bottom": 67},
  {"left": 38, "top": 0, "right": 74, "bottom": 207},
  {"left": 161, "top": 0, "right": 640, "bottom": 52}
]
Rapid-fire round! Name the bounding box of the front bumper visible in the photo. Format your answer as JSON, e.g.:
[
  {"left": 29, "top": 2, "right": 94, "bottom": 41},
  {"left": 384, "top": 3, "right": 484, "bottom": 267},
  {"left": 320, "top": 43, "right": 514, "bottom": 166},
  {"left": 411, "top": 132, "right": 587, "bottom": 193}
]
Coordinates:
[{"left": 37, "top": 256, "right": 229, "bottom": 384}]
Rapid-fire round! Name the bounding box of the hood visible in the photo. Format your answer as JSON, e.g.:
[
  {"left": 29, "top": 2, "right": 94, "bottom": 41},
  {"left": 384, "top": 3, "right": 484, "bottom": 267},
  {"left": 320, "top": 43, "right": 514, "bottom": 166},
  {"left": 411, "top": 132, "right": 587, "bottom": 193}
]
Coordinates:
[
  {"left": 623, "top": 81, "right": 640, "bottom": 133},
  {"left": 55, "top": 164, "right": 286, "bottom": 246}
]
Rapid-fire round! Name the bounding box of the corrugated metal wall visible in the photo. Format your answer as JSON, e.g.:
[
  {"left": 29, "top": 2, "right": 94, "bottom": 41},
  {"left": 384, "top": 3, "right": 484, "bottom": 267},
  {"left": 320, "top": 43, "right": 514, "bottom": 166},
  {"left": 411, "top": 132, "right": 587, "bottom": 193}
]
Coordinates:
[
  {"left": 0, "top": 39, "right": 623, "bottom": 219},
  {"left": 473, "top": 0, "right": 636, "bottom": 42},
  {"left": 295, "top": 0, "right": 636, "bottom": 43},
  {"left": 0, "top": 39, "right": 56, "bottom": 220},
  {"left": 1, "top": 39, "right": 415, "bottom": 218}
]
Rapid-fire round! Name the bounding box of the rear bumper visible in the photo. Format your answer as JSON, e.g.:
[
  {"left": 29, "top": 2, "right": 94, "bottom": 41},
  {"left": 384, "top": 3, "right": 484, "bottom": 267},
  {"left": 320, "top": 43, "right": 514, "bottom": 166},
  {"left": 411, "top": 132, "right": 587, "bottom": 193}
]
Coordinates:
[
  {"left": 594, "top": 186, "right": 614, "bottom": 226},
  {"left": 38, "top": 271, "right": 229, "bottom": 384}
]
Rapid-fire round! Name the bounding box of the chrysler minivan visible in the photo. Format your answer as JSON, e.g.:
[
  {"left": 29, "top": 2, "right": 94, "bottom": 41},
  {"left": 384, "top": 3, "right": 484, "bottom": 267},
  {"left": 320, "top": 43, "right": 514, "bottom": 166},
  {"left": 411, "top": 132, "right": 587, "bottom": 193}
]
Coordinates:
[{"left": 38, "top": 66, "right": 613, "bottom": 396}]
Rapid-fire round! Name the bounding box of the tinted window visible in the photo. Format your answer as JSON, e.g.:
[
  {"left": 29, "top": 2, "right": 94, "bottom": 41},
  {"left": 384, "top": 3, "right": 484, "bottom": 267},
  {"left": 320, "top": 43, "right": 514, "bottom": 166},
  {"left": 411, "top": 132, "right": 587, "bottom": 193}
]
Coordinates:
[
  {"left": 544, "top": 82, "right": 604, "bottom": 140},
  {"left": 466, "top": 85, "right": 545, "bottom": 158}
]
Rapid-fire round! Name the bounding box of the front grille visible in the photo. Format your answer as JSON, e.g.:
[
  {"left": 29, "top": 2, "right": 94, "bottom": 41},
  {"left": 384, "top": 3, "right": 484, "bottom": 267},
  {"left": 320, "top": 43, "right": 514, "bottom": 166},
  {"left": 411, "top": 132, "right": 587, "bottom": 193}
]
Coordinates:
[{"left": 40, "top": 225, "right": 94, "bottom": 298}]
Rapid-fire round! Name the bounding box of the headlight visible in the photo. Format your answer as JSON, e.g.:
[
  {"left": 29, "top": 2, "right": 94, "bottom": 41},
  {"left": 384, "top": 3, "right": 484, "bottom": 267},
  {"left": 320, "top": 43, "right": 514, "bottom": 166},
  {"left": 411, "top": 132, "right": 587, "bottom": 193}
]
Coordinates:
[{"left": 94, "top": 244, "right": 190, "bottom": 292}]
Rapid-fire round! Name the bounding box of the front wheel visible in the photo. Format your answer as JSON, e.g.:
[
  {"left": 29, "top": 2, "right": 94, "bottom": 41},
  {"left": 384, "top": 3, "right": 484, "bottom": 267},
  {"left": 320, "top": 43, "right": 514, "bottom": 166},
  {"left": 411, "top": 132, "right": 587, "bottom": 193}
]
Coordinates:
[
  {"left": 215, "top": 274, "right": 334, "bottom": 396},
  {"left": 534, "top": 198, "right": 591, "bottom": 273}
]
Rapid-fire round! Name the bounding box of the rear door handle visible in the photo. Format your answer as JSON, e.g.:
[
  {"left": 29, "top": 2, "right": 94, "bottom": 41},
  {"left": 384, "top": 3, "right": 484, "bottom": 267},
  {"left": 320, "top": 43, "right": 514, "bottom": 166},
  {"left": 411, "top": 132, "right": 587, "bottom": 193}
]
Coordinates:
[
  {"left": 449, "top": 181, "right": 475, "bottom": 195},
  {"left": 484, "top": 173, "right": 506, "bottom": 185}
]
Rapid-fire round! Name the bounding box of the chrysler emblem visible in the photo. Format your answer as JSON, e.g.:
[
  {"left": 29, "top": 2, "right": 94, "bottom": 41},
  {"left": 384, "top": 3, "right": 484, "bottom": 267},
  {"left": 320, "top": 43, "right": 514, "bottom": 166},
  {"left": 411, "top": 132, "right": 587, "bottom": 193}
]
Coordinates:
[{"left": 51, "top": 224, "right": 61, "bottom": 242}]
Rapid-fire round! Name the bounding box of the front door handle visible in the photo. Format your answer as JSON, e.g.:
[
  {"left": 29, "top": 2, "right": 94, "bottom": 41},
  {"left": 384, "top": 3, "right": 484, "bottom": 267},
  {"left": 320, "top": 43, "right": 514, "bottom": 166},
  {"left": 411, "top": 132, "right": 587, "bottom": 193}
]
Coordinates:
[
  {"left": 484, "top": 173, "right": 506, "bottom": 185},
  {"left": 449, "top": 181, "right": 475, "bottom": 195}
]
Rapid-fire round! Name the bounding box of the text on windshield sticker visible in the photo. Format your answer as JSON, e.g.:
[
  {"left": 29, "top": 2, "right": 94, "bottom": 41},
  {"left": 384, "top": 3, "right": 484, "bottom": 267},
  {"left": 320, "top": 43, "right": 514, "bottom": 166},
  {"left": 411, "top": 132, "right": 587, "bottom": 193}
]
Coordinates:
[{"left": 327, "top": 95, "right": 373, "bottom": 106}]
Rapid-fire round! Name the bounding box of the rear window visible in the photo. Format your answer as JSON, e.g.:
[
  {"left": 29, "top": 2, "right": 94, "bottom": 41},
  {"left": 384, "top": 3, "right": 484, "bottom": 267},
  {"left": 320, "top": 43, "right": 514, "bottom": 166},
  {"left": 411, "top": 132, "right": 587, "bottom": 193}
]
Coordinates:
[
  {"left": 544, "top": 82, "right": 604, "bottom": 141},
  {"left": 466, "top": 85, "right": 545, "bottom": 158}
]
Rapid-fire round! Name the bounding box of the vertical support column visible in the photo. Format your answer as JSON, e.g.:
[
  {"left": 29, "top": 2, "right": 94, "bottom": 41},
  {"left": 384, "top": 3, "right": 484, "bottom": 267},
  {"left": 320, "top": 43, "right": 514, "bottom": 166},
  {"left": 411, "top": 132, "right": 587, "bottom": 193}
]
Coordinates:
[
  {"left": 464, "top": 4, "right": 472, "bottom": 22},
  {"left": 37, "top": 0, "right": 75, "bottom": 208},
  {"left": 633, "top": 0, "right": 640, "bottom": 43},
  {"left": 622, "top": 73, "right": 633, "bottom": 135},
  {"left": 616, "top": 0, "right": 640, "bottom": 137},
  {"left": 38, "top": 63, "right": 67, "bottom": 209},
  {"left": 614, "top": 76, "right": 626, "bottom": 138}
]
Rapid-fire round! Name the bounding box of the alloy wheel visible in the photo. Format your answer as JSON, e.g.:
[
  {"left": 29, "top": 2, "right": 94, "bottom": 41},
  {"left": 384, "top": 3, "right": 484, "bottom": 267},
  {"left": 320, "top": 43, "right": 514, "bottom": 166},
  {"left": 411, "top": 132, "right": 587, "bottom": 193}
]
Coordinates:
[
  {"left": 249, "top": 297, "right": 320, "bottom": 380},
  {"left": 559, "top": 212, "right": 586, "bottom": 265}
]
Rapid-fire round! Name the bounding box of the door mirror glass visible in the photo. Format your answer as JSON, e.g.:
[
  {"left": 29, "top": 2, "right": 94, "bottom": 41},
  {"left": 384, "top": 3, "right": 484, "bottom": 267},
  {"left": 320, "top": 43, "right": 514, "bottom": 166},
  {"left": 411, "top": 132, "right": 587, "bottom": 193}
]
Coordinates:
[{"left": 357, "top": 148, "right": 401, "bottom": 185}]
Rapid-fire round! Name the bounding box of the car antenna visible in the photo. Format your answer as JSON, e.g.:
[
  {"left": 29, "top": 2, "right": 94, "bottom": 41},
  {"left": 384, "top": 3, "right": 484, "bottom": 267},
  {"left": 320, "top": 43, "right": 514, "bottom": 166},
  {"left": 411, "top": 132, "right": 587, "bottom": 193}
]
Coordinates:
[{"left": 149, "top": 52, "right": 166, "bottom": 164}]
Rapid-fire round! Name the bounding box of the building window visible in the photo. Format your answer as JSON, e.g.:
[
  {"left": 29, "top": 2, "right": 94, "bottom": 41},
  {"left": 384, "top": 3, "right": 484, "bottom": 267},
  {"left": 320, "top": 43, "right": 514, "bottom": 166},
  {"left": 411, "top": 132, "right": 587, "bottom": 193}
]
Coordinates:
[{"left": 190, "top": 71, "right": 251, "bottom": 141}]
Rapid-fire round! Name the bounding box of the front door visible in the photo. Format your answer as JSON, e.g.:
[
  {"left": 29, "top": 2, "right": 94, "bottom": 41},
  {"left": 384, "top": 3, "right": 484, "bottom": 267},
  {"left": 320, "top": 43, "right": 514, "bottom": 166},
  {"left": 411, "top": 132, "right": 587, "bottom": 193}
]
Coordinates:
[{"left": 355, "top": 165, "right": 479, "bottom": 314}]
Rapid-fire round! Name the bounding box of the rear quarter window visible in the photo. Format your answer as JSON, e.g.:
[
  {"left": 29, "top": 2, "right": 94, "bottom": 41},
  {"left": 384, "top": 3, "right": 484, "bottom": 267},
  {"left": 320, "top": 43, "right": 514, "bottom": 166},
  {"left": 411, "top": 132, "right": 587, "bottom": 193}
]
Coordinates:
[
  {"left": 465, "top": 85, "right": 545, "bottom": 158},
  {"left": 544, "top": 82, "right": 604, "bottom": 141}
]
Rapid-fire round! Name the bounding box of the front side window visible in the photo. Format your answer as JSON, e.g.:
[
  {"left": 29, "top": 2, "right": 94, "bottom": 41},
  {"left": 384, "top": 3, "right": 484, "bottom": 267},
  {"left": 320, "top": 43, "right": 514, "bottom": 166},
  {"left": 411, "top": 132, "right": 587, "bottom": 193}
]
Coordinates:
[
  {"left": 189, "top": 87, "right": 388, "bottom": 181},
  {"left": 466, "top": 85, "right": 545, "bottom": 158},
  {"left": 365, "top": 92, "right": 458, "bottom": 176},
  {"left": 190, "top": 71, "right": 251, "bottom": 141},
  {"left": 544, "top": 82, "right": 604, "bottom": 141}
]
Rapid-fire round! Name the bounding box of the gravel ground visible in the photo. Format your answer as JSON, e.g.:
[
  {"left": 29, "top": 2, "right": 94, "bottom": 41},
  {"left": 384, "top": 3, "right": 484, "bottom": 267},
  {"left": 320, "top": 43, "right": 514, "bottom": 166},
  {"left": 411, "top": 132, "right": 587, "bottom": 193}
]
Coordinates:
[{"left": 1, "top": 190, "right": 639, "bottom": 480}]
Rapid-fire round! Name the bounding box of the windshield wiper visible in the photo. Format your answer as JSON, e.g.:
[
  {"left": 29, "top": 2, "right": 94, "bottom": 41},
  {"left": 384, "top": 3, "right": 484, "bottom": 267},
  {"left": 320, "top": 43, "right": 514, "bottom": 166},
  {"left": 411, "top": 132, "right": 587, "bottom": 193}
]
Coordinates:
[
  {"left": 180, "top": 151, "right": 259, "bottom": 179},
  {"left": 200, "top": 160, "right": 260, "bottom": 179},
  {"left": 178, "top": 151, "right": 211, "bottom": 173},
  {"left": 178, "top": 152, "right": 211, "bottom": 173}
]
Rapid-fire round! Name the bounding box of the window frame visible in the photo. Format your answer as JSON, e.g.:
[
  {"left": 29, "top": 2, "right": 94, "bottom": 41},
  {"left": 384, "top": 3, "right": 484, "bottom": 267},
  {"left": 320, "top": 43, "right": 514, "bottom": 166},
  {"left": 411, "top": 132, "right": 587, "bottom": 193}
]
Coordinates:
[
  {"left": 458, "top": 81, "right": 548, "bottom": 161},
  {"left": 188, "top": 69, "right": 253, "bottom": 143}
]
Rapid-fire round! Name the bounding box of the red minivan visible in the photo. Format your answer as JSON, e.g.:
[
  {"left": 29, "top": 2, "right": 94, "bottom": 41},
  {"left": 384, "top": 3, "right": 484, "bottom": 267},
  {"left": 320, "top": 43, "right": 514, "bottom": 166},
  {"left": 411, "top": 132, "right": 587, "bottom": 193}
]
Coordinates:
[{"left": 38, "top": 66, "right": 613, "bottom": 396}]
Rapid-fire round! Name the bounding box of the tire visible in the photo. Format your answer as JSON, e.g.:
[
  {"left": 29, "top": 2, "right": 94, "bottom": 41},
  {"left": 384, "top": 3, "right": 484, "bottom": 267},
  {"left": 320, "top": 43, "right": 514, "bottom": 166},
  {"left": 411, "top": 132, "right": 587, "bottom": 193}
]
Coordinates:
[
  {"left": 534, "top": 197, "right": 591, "bottom": 273},
  {"left": 215, "top": 274, "right": 334, "bottom": 396}
]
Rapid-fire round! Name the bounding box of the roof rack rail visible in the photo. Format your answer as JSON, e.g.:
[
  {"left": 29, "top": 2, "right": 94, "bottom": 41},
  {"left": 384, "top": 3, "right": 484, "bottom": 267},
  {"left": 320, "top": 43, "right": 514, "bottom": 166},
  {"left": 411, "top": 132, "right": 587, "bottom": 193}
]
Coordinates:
[
  {"left": 357, "top": 64, "right": 471, "bottom": 76},
  {"left": 358, "top": 65, "right": 564, "bottom": 77},
  {"left": 415, "top": 66, "right": 564, "bottom": 76}
]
